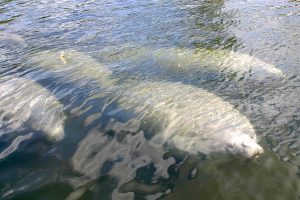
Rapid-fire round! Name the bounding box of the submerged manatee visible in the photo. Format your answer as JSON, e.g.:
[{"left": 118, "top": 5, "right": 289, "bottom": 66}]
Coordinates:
[
  {"left": 113, "top": 81, "right": 263, "bottom": 158},
  {"left": 107, "top": 45, "right": 284, "bottom": 81},
  {"left": 0, "top": 76, "right": 65, "bottom": 141},
  {"left": 68, "top": 80, "right": 264, "bottom": 199},
  {"left": 30, "top": 49, "right": 263, "bottom": 158},
  {"left": 29, "top": 49, "right": 115, "bottom": 89}
]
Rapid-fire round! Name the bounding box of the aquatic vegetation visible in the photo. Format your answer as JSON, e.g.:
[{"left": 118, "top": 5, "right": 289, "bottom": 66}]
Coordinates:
[{"left": 162, "top": 149, "right": 300, "bottom": 200}]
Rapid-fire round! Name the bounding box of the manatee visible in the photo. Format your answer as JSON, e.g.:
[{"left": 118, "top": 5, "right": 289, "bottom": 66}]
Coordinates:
[
  {"left": 30, "top": 49, "right": 263, "bottom": 158},
  {"left": 0, "top": 76, "right": 66, "bottom": 141},
  {"left": 29, "top": 49, "right": 115, "bottom": 89},
  {"left": 112, "top": 80, "right": 263, "bottom": 158},
  {"left": 105, "top": 45, "right": 284, "bottom": 81},
  {"left": 67, "top": 80, "right": 264, "bottom": 200}
]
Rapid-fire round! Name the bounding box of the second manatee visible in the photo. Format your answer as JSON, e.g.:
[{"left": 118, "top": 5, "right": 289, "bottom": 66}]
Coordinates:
[
  {"left": 29, "top": 49, "right": 263, "bottom": 158},
  {"left": 0, "top": 76, "right": 66, "bottom": 141}
]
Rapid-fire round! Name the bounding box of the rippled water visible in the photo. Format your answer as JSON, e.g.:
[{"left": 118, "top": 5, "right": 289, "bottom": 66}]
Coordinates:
[{"left": 1, "top": 0, "right": 300, "bottom": 199}]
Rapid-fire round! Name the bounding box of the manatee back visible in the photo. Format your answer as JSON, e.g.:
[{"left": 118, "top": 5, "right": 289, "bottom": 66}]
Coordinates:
[
  {"left": 0, "top": 76, "right": 65, "bottom": 141},
  {"left": 29, "top": 49, "right": 115, "bottom": 89},
  {"left": 129, "top": 46, "right": 283, "bottom": 81},
  {"left": 114, "top": 81, "right": 256, "bottom": 155}
]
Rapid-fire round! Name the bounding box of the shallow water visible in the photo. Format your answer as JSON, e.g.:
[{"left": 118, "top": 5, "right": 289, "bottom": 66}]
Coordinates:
[{"left": 1, "top": 0, "right": 300, "bottom": 199}]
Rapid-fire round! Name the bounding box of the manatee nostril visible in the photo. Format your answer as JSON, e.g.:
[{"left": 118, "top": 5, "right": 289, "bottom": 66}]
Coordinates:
[
  {"left": 258, "top": 147, "right": 264, "bottom": 154},
  {"left": 242, "top": 142, "right": 250, "bottom": 147},
  {"left": 252, "top": 147, "right": 264, "bottom": 159}
]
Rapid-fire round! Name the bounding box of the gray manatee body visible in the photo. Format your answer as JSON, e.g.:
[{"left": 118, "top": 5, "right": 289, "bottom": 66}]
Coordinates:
[
  {"left": 113, "top": 80, "right": 263, "bottom": 158},
  {"left": 30, "top": 49, "right": 263, "bottom": 158},
  {"left": 106, "top": 45, "right": 284, "bottom": 81},
  {"left": 29, "top": 49, "right": 115, "bottom": 89},
  {"left": 0, "top": 76, "right": 65, "bottom": 141}
]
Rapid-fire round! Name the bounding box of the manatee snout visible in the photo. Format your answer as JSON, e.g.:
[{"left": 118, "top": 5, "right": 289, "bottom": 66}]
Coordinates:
[
  {"left": 242, "top": 139, "right": 264, "bottom": 159},
  {"left": 227, "top": 134, "right": 264, "bottom": 159}
]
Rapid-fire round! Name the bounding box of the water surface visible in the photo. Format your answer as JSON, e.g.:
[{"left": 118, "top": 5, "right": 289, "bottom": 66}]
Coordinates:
[{"left": 1, "top": 0, "right": 300, "bottom": 199}]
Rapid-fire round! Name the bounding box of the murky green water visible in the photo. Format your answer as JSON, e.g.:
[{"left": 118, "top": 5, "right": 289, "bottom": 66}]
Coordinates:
[{"left": 1, "top": 0, "right": 300, "bottom": 199}]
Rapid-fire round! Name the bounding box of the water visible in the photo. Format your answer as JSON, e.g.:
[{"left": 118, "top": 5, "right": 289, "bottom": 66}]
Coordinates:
[{"left": 1, "top": 0, "right": 300, "bottom": 199}]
